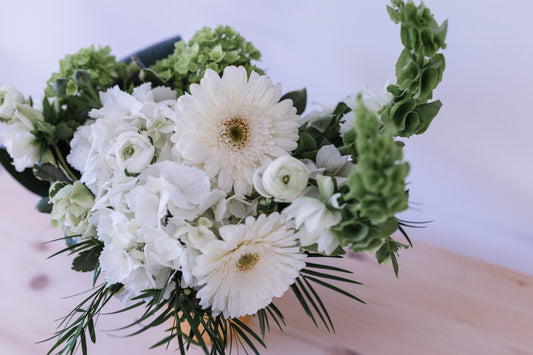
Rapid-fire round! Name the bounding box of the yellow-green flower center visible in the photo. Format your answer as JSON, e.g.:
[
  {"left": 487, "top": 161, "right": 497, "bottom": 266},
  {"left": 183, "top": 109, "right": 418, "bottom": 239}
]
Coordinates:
[
  {"left": 122, "top": 145, "right": 135, "bottom": 159},
  {"left": 220, "top": 117, "right": 250, "bottom": 149},
  {"left": 236, "top": 252, "right": 259, "bottom": 271}
]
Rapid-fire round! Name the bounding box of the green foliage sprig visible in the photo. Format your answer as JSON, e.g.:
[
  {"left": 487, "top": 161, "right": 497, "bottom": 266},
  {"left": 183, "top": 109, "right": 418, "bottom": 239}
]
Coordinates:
[
  {"left": 381, "top": 0, "right": 447, "bottom": 137},
  {"left": 149, "top": 25, "right": 263, "bottom": 96}
]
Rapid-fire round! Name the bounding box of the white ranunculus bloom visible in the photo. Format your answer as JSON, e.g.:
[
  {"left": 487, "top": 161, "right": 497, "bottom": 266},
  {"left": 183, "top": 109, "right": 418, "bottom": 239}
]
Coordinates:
[
  {"left": 193, "top": 213, "right": 306, "bottom": 318},
  {"left": 114, "top": 131, "right": 155, "bottom": 174},
  {"left": 283, "top": 175, "right": 342, "bottom": 255},
  {"left": 253, "top": 156, "right": 309, "bottom": 202},
  {"left": 0, "top": 103, "right": 52, "bottom": 171},
  {"left": 172, "top": 66, "right": 299, "bottom": 195},
  {"left": 0, "top": 86, "right": 24, "bottom": 120}
]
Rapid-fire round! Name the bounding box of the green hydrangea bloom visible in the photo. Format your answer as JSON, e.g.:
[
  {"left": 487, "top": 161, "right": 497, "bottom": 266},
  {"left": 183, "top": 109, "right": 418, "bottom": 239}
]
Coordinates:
[
  {"left": 45, "top": 45, "right": 135, "bottom": 97},
  {"left": 150, "top": 25, "right": 264, "bottom": 96}
]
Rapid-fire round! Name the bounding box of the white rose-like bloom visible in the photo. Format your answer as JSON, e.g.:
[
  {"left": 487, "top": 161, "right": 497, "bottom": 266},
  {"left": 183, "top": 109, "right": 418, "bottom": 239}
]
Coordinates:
[
  {"left": 253, "top": 156, "right": 309, "bottom": 202},
  {"left": 283, "top": 175, "right": 342, "bottom": 255},
  {"left": 0, "top": 86, "right": 24, "bottom": 120},
  {"left": 193, "top": 213, "right": 306, "bottom": 318},
  {"left": 0, "top": 104, "right": 53, "bottom": 171},
  {"left": 114, "top": 131, "right": 155, "bottom": 174},
  {"left": 172, "top": 66, "right": 299, "bottom": 195}
]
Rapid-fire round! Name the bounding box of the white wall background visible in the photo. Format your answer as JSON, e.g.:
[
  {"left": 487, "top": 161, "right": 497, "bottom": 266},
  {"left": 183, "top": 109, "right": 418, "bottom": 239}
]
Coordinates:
[{"left": 1, "top": 0, "right": 531, "bottom": 274}]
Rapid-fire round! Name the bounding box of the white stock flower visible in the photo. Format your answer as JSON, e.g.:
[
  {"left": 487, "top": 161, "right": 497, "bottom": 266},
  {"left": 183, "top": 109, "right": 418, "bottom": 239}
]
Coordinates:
[
  {"left": 0, "top": 104, "right": 52, "bottom": 171},
  {"left": 214, "top": 194, "right": 258, "bottom": 222},
  {"left": 67, "top": 122, "right": 94, "bottom": 173},
  {"left": 0, "top": 86, "right": 24, "bottom": 120},
  {"left": 253, "top": 156, "right": 309, "bottom": 202},
  {"left": 143, "top": 227, "right": 185, "bottom": 271},
  {"left": 193, "top": 213, "right": 306, "bottom": 318},
  {"left": 313, "top": 145, "right": 355, "bottom": 185},
  {"left": 283, "top": 175, "right": 342, "bottom": 255},
  {"left": 339, "top": 85, "right": 393, "bottom": 135},
  {"left": 126, "top": 161, "right": 225, "bottom": 227},
  {"left": 97, "top": 210, "right": 179, "bottom": 296},
  {"left": 114, "top": 131, "right": 155, "bottom": 174},
  {"left": 172, "top": 66, "right": 299, "bottom": 195},
  {"left": 95, "top": 208, "right": 140, "bottom": 248},
  {"left": 99, "top": 245, "right": 139, "bottom": 285}
]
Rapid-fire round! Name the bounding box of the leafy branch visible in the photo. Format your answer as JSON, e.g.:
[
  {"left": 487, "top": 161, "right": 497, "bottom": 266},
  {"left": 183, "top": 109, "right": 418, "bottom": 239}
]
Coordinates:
[{"left": 291, "top": 254, "right": 364, "bottom": 332}]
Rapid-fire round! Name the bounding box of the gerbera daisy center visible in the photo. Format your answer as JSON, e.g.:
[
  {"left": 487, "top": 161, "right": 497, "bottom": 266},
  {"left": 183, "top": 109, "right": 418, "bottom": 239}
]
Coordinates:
[
  {"left": 219, "top": 117, "right": 250, "bottom": 149},
  {"left": 236, "top": 252, "right": 259, "bottom": 271}
]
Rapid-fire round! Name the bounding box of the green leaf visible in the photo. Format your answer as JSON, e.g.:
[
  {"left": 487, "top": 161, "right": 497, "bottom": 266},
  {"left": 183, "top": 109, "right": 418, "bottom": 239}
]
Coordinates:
[
  {"left": 72, "top": 247, "right": 103, "bottom": 272},
  {"left": 281, "top": 88, "right": 307, "bottom": 115},
  {"left": 387, "top": 5, "right": 402, "bottom": 23},
  {"left": 413, "top": 100, "right": 442, "bottom": 134},
  {"left": 54, "top": 123, "right": 74, "bottom": 141},
  {"left": 139, "top": 68, "right": 166, "bottom": 86},
  {"left": 36, "top": 196, "right": 52, "bottom": 213},
  {"left": 33, "top": 163, "right": 70, "bottom": 182},
  {"left": 375, "top": 237, "right": 410, "bottom": 277},
  {"left": 0, "top": 148, "right": 49, "bottom": 197}
]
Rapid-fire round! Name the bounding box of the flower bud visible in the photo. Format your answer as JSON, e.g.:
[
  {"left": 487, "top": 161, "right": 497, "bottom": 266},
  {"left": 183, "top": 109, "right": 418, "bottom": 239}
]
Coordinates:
[
  {"left": 0, "top": 86, "right": 24, "bottom": 120},
  {"left": 73, "top": 70, "right": 91, "bottom": 87},
  {"left": 253, "top": 156, "right": 309, "bottom": 203},
  {"left": 53, "top": 78, "right": 69, "bottom": 97}
]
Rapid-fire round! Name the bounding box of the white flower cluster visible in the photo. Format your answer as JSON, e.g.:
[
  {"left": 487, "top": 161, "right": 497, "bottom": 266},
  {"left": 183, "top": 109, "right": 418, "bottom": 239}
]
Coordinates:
[
  {"left": 47, "top": 66, "right": 358, "bottom": 318},
  {"left": 0, "top": 86, "right": 53, "bottom": 171}
]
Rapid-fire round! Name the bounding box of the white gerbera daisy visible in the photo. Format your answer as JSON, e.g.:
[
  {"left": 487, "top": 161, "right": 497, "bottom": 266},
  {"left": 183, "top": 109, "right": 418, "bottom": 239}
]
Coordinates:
[
  {"left": 193, "top": 213, "right": 306, "bottom": 318},
  {"left": 172, "top": 66, "right": 299, "bottom": 195}
]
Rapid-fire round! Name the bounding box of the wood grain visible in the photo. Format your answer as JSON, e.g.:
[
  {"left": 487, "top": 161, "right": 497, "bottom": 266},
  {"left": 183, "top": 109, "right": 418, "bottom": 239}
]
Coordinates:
[{"left": 0, "top": 170, "right": 531, "bottom": 355}]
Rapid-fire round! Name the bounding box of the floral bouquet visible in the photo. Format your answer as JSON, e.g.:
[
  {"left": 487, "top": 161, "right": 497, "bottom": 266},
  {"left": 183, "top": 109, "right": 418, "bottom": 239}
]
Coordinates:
[{"left": 0, "top": 1, "right": 446, "bottom": 354}]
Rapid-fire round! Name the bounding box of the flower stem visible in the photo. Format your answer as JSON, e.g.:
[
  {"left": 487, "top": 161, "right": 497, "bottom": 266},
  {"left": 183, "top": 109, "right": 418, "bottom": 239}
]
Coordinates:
[{"left": 50, "top": 142, "right": 78, "bottom": 181}]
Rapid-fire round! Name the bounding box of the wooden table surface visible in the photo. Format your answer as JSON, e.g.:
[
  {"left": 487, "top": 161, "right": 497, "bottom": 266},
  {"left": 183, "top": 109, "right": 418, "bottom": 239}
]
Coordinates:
[{"left": 0, "top": 169, "right": 531, "bottom": 355}]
